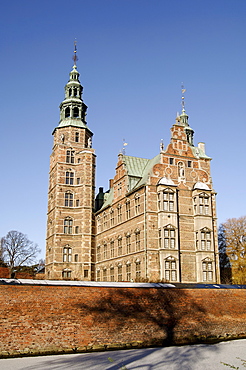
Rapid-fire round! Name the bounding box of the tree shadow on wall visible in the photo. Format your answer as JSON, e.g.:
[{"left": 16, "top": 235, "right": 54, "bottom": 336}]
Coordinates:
[{"left": 76, "top": 287, "right": 209, "bottom": 348}]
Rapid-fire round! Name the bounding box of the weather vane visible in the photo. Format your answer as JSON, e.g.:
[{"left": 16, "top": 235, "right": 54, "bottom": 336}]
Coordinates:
[
  {"left": 122, "top": 139, "right": 128, "bottom": 155},
  {"left": 181, "top": 83, "right": 186, "bottom": 113},
  {"left": 72, "top": 39, "right": 78, "bottom": 66}
]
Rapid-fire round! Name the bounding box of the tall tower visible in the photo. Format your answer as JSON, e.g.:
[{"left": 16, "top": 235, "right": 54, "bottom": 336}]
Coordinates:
[{"left": 45, "top": 46, "right": 96, "bottom": 280}]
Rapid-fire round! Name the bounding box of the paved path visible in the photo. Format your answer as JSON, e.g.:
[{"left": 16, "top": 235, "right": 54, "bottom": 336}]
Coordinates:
[{"left": 1, "top": 339, "right": 246, "bottom": 370}]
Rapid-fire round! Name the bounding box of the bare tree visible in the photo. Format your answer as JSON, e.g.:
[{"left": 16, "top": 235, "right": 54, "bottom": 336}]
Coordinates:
[
  {"left": 1, "top": 230, "right": 41, "bottom": 278},
  {"left": 221, "top": 216, "right": 246, "bottom": 284}
]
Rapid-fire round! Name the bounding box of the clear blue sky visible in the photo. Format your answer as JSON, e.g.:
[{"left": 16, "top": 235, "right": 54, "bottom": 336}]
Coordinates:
[{"left": 1, "top": 0, "right": 246, "bottom": 260}]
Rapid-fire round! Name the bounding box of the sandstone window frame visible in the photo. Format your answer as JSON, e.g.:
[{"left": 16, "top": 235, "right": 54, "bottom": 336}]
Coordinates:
[
  {"left": 118, "top": 264, "right": 122, "bottom": 282},
  {"left": 126, "top": 199, "right": 131, "bottom": 219},
  {"left": 64, "top": 191, "right": 73, "bottom": 207},
  {"left": 118, "top": 236, "right": 122, "bottom": 256},
  {"left": 66, "top": 149, "right": 75, "bottom": 164},
  {"left": 134, "top": 194, "right": 140, "bottom": 215},
  {"left": 135, "top": 260, "right": 141, "bottom": 280},
  {"left": 202, "top": 258, "right": 213, "bottom": 282},
  {"left": 164, "top": 256, "right": 177, "bottom": 282},
  {"left": 63, "top": 245, "right": 72, "bottom": 262},
  {"left": 62, "top": 270, "right": 71, "bottom": 279},
  {"left": 135, "top": 229, "right": 140, "bottom": 251},
  {"left": 64, "top": 217, "right": 73, "bottom": 234},
  {"left": 193, "top": 192, "right": 210, "bottom": 216},
  {"left": 126, "top": 262, "right": 131, "bottom": 281},
  {"left": 65, "top": 171, "right": 74, "bottom": 185},
  {"left": 162, "top": 224, "right": 176, "bottom": 249},
  {"left": 126, "top": 233, "right": 131, "bottom": 254}
]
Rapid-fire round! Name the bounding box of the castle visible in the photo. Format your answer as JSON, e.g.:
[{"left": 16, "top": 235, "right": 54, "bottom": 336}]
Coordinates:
[{"left": 45, "top": 56, "right": 220, "bottom": 283}]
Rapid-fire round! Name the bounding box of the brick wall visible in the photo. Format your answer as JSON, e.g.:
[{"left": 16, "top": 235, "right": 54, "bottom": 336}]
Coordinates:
[{"left": 0, "top": 280, "right": 246, "bottom": 357}]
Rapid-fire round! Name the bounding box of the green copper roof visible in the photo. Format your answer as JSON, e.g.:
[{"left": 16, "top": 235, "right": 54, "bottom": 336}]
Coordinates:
[{"left": 99, "top": 154, "right": 161, "bottom": 210}]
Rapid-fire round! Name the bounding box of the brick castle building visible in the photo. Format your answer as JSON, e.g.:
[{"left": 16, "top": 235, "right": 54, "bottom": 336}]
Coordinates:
[{"left": 45, "top": 57, "right": 220, "bottom": 283}]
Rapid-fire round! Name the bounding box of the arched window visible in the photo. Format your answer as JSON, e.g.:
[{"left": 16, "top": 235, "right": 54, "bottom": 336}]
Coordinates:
[
  {"left": 75, "top": 132, "right": 79, "bottom": 142},
  {"left": 74, "top": 88, "right": 77, "bottom": 97},
  {"left": 68, "top": 88, "right": 72, "bottom": 97},
  {"left": 64, "top": 192, "right": 73, "bottom": 207},
  {"left": 65, "top": 107, "right": 70, "bottom": 118},
  {"left": 73, "top": 107, "right": 79, "bottom": 118},
  {"left": 64, "top": 217, "right": 73, "bottom": 234}
]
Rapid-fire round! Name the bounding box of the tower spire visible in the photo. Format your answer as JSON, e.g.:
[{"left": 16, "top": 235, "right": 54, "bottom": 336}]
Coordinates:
[
  {"left": 181, "top": 83, "right": 186, "bottom": 114},
  {"left": 72, "top": 39, "right": 78, "bottom": 66}
]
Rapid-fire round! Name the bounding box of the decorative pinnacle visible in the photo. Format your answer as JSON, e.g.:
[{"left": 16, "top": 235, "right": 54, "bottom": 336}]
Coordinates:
[
  {"left": 72, "top": 39, "right": 78, "bottom": 66},
  {"left": 181, "top": 83, "right": 186, "bottom": 113}
]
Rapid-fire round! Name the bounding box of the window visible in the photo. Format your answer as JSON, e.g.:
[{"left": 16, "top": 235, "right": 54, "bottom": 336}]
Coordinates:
[
  {"left": 77, "top": 178, "right": 80, "bottom": 185},
  {"left": 135, "top": 230, "right": 140, "bottom": 251},
  {"left": 97, "top": 216, "right": 101, "bottom": 232},
  {"left": 103, "top": 243, "right": 107, "bottom": 260},
  {"left": 188, "top": 160, "right": 192, "bottom": 168},
  {"left": 65, "top": 107, "right": 70, "bottom": 118},
  {"left": 110, "top": 267, "right": 114, "bottom": 281},
  {"left": 169, "top": 158, "right": 174, "bottom": 165},
  {"left": 159, "top": 229, "right": 162, "bottom": 248},
  {"left": 66, "top": 150, "right": 75, "bottom": 164},
  {"left": 63, "top": 246, "right": 72, "bottom": 262},
  {"left": 103, "top": 268, "right": 107, "bottom": 281},
  {"left": 65, "top": 171, "right": 74, "bottom": 185},
  {"left": 76, "top": 199, "right": 79, "bottom": 207},
  {"left": 164, "top": 258, "right": 177, "bottom": 282},
  {"left": 202, "top": 260, "right": 213, "bottom": 282},
  {"left": 65, "top": 192, "right": 73, "bottom": 207},
  {"left": 75, "top": 132, "right": 79, "bottom": 142},
  {"left": 136, "top": 261, "right": 141, "bottom": 280},
  {"left": 118, "top": 237, "right": 122, "bottom": 256},
  {"left": 62, "top": 270, "right": 71, "bottom": 279},
  {"left": 118, "top": 265, "right": 122, "bottom": 282},
  {"left": 117, "top": 205, "right": 122, "bottom": 223},
  {"left": 194, "top": 193, "right": 210, "bottom": 215},
  {"left": 110, "top": 209, "right": 114, "bottom": 226},
  {"left": 75, "top": 226, "right": 79, "bottom": 234},
  {"left": 163, "top": 227, "right": 175, "bottom": 249},
  {"left": 126, "top": 200, "right": 131, "bottom": 219},
  {"left": 64, "top": 217, "right": 73, "bottom": 234},
  {"left": 96, "top": 269, "right": 100, "bottom": 281},
  {"left": 126, "top": 264, "right": 131, "bottom": 281},
  {"left": 163, "top": 189, "right": 175, "bottom": 212},
  {"left": 135, "top": 194, "right": 140, "bottom": 215},
  {"left": 97, "top": 245, "right": 101, "bottom": 262},
  {"left": 74, "top": 254, "right": 78, "bottom": 262},
  {"left": 103, "top": 212, "right": 108, "bottom": 230},
  {"left": 110, "top": 240, "right": 114, "bottom": 258},
  {"left": 197, "top": 229, "right": 212, "bottom": 250},
  {"left": 126, "top": 234, "right": 131, "bottom": 254},
  {"left": 84, "top": 269, "right": 88, "bottom": 278}
]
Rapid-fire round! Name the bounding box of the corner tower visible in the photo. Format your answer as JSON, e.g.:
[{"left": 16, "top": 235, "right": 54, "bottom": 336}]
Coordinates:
[{"left": 45, "top": 47, "right": 96, "bottom": 280}]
